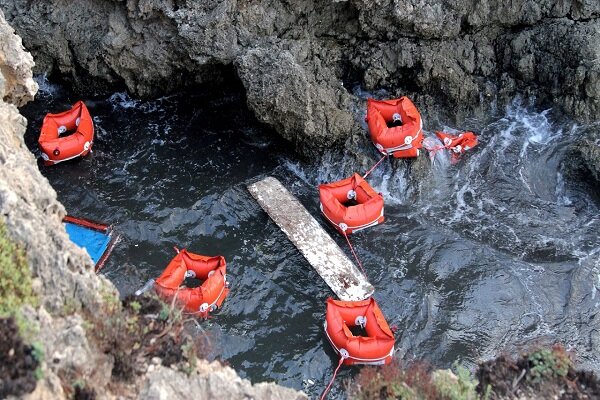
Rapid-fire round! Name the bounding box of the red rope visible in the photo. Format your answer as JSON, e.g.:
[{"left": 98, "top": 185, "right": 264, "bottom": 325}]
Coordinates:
[
  {"left": 428, "top": 144, "right": 445, "bottom": 157},
  {"left": 320, "top": 356, "right": 344, "bottom": 400},
  {"left": 363, "top": 154, "right": 388, "bottom": 179},
  {"left": 343, "top": 232, "right": 367, "bottom": 277},
  {"left": 62, "top": 215, "right": 109, "bottom": 233}
]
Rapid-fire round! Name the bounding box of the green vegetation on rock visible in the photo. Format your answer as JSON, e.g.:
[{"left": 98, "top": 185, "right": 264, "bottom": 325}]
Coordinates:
[
  {"left": 348, "top": 361, "right": 481, "bottom": 400},
  {"left": 527, "top": 346, "right": 571, "bottom": 383},
  {"left": 349, "top": 346, "right": 600, "bottom": 399},
  {"left": 433, "top": 363, "right": 481, "bottom": 400},
  {"left": 0, "top": 219, "right": 38, "bottom": 317},
  {"left": 83, "top": 293, "right": 205, "bottom": 382}
]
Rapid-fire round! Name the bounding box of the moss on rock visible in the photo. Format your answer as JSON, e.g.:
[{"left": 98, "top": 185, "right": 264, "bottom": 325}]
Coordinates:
[{"left": 0, "top": 219, "right": 38, "bottom": 317}]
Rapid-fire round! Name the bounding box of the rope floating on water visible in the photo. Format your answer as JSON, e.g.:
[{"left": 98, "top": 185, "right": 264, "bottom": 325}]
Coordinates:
[
  {"left": 363, "top": 154, "right": 388, "bottom": 179},
  {"left": 343, "top": 232, "right": 367, "bottom": 278},
  {"left": 320, "top": 356, "right": 345, "bottom": 400}
]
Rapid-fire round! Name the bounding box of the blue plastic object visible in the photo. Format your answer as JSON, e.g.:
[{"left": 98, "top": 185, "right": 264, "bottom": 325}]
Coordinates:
[{"left": 64, "top": 222, "right": 111, "bottom": 265}]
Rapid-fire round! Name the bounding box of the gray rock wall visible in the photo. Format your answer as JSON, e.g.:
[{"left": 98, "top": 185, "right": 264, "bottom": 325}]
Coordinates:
[
  {"left": 0, "top": 9, "right": 114, "bottom": 398},
  {"left": 0, "top": 9, "right": 105, "bottom": 318},
  {"left": 0, "top": 13, "right": 37, "bottom": 106},
  {"left": 141, "top": 363, "right": 306, "bottom": 400},
  {"left": 0, "top": 0, "right": 598, "bottom": 154}
]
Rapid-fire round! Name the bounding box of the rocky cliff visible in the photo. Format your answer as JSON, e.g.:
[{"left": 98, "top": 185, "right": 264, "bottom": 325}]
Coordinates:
[
  {"left": 0, "top": 10, "right": 306, "bottom": 399},
  {"left": 0, "top": 0, "right": 598, "bottom": 155}
]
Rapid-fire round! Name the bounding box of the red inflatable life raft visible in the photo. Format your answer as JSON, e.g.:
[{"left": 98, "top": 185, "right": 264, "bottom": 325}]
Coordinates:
[
  {"left": 435, "top": 131, "right": 478, "bottom": 160},
  {"left": 366, "top": 97, "right": 423, "bottom": 158},
  {"left": 422, "top": 131, "right": 479, "bottom": 164},
  {"left": 38, "top": 101, "right": 94, "bottom": 166},
  {"left": 154, "top": 249, "right": 229, "bottom": 317},
  {"left": 319, "top": 173, "right": 384, "bottom": 235},
  {"left": 324, "top": 297, "right": 395, "bottom": 365}
]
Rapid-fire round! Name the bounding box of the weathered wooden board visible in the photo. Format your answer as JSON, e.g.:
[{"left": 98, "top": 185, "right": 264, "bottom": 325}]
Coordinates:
[{"left": 248, "top": 176, "right": 374, "bottom": 301}]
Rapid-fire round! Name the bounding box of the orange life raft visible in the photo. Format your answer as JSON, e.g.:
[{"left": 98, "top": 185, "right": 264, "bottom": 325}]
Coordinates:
[
  {"left": 324, "top": 297, "right": 395, "bottom": 365},
  {"left": 38, "top": 101, "right": 94, "bottom": 166},
  {"left": 319, "top": 173, "right": 384, "bottom": 235},
  {"left": 435, "top": 131, "right": 478, "bottom": 161},
  {"left": 366, "top": 97, "right": 423, "bottom": 158},
  {"left": 154, "top": 249, "right": 229, "bottom": 317}
]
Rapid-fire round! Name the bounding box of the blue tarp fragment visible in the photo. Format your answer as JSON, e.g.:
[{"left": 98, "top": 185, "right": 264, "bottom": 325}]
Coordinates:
[{"left": 64, "top": 222, "right": 111, "bottom": 265}]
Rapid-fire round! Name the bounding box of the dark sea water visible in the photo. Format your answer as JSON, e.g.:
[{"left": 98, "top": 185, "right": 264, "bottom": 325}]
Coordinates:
[{"left": 21, "top": 76, "right": 600, "bottom": 399}]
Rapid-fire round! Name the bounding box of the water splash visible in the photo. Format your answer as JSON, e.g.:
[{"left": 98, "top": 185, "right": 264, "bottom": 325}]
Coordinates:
[
  {"left": 108, "top": 92, "right": 175, "bottom": 114},
  {"left": 34, "top": 74, "right": 61, "bottom": 99},
  {"left": 283, "top": 149, "right": 413, "bottom": 205},
  {"left": 416, "top": 100, "right": 596, "bottom": 263}
]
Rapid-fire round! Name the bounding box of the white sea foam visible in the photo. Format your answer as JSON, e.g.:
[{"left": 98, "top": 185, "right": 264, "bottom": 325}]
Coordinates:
[
  {"left": 34, "top": 74, "right": 60, "bottom": 98},
  {"left": 108, "top": 92, "right": 173, "bottom": 114},
  {"left": 287, "top": 98, "right": 598, "bottom": 271}
]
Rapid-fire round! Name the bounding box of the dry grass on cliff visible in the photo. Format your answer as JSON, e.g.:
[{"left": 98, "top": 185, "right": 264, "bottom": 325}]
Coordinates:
[
  {"left": 348, "top": 345, "right": 600, "bottom": 400},
  {"left": 348, "top": 360, "right": 478, "bottom": 400},
  {"left": 0, "top": 317, "right": 42, "bottom": 398},
  {"left": 349, "top": 361, "right": 432, "bottom": 399},
  {"left": 79, "top": 293, "right": 209, "bottom": 387},
  {"left": 477, "top": 345, "right": 600, "bottom": 399},
  {"left": 55, "top": 292, "right": 211, "bottom": 398}
]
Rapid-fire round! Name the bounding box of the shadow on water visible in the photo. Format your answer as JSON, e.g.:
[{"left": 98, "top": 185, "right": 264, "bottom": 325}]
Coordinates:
[{"left": 20, "top": 79, "right": 600, "bottom": 399}]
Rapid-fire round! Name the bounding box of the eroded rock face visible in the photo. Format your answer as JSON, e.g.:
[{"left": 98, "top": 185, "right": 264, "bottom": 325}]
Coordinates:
[
  {"left": 577, "top": 130, "right": 600, "bottom": 184},
  {"left": 0, "top": 0, "right": 598, "bottom": 153},
  {"left": 565, "top": 124, "right": 600, "bottom": 189},
  {"left": 235, "top": 41, "right": 356, "bottom": 149},
  {"left": 141, "top": 363, "right": 307, "bottom": 400},
  {"left": 0, "top": 9, "right": 118, "bottom": 397},
  {"left": 0, "top": 9, "right": 104, "bottom": 315},
  {"left": 0, "top": 9, "right": 37, "bottom": 106}
]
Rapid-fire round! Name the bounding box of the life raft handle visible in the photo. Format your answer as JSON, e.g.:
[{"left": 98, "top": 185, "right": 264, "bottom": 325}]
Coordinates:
[
  {"left": 173, "top": 246, "right": 180, "bottom": 254},
  {"left": 355, "top": 315, "right": 367, "bottom": 328},
  {"left": 185, "top": 270, "right": 196, "bottom": 278},
  {"left": 339, "top": 349, "right": 349, "bottom": 359},
  {"left": 134, "top": 278, "right": 155, "bottom": 296}
]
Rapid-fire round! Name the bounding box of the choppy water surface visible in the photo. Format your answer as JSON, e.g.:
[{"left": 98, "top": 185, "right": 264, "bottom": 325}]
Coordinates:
[{"left": 22, "top": 79, "right": 600, "bottom": 398}]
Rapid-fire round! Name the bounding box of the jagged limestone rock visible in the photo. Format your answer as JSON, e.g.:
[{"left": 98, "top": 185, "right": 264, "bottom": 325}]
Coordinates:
[
  {"left": 0, "top": 0, "right": 597, "bottom": 155},
  {"left": 0, "top": 9, "right": 37, "bottom": 106},
  {"left": 140, "top": 363, "right": 308, "bottom": 400},
  {"left": 235, "top": 42, "right": 356, "bottom": 150}
]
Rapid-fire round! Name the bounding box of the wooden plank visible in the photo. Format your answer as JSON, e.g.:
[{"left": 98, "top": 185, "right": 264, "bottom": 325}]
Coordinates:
[{"left": 248, "top": 176, "right": 374, "bottom": 301}]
